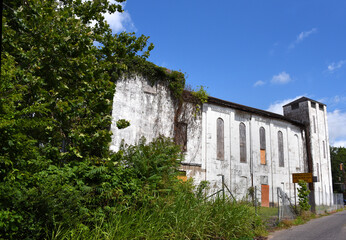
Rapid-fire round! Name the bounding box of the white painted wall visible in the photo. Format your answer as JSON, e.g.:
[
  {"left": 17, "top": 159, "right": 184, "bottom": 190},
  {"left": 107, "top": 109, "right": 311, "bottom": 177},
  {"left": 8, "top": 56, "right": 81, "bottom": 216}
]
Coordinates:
[
  {"left": 201, "top": 103, "right": 305, "bottom": 205},
  {"left": 308, "top": 102, "right": 333, "bottom": 206}
]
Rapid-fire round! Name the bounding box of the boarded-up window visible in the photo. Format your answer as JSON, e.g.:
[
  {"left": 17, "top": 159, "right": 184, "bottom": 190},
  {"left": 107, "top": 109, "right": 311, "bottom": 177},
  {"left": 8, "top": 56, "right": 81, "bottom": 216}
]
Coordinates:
[
  {"left": 217, "top": 118, "right": 224, "bottom": 160},
  {"left": 260, "top": 127, "right": 266, "bottom": 165},
  {"left": 261, "top": 184, "right": 270, "bottom": 207},
  {"left": 323, "top": 140, "right": 326, "bottom": 158},
  {"left": 278, "top": 131, "right": 284, "bottom": 167},
  {"left": 176, "top": 122, "right": 187, "bottom": 151},
  {"left": 177, "top": 171, "right": 187, "bottom": 182},
  {"left": 239, "top": 122, "right": 246, "bottom": 163},
  {"left": 313, "top": 116, "right": 316, "bottom": 133}
]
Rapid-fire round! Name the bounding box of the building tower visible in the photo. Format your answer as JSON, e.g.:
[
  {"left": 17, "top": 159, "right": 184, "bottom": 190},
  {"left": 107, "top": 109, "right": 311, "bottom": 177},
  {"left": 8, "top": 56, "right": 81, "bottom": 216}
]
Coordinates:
[{"left": 283, "top": 97, "right": 333, "bottom": 207}]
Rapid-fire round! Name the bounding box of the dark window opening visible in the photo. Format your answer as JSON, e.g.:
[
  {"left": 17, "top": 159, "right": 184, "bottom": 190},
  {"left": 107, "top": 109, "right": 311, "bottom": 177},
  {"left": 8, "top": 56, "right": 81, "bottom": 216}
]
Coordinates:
[
  {"left": 217, "top": 118, "right": 224, "bottom": 160},
  {"left": 291, "top": 102, "right": 299, "bottom": 110},
  {"left": 319, "top": 104, "right": 324, "bottom": 110},
  {"left": 278, "top": 131, "right": 284, "bottom": 167},
  {"left": 311, "top": 102, "right": 316, "bottom": 108},
  {"left": 176, "top": 122, "right": 187, "bottom": 151},
  {"left": 240, "top": 122, "right": 247, "bottom": 163}
]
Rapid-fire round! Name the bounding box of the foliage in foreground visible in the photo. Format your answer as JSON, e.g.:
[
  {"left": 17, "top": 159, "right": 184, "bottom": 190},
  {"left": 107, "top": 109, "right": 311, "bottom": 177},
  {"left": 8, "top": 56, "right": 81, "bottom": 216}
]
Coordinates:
[
  {"left": 50, "top": 185, "right": 265, "bottom": 240},
  {"left": 0, "top": 137, "right": 183, "bottom": 239},
  {"left": 297, "top": 180, "right": 311, "bottom": 213},
  {"left": 1, "top": 1, "right": 264, "bottom": 239}
]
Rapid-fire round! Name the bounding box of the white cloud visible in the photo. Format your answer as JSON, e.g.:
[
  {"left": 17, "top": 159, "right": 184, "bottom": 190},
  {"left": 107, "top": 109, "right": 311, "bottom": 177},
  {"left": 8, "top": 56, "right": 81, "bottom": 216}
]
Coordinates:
[
  {"left": 87, "top": 1, "right": 136, "bottom": 33},
  {"left": 327, "top": 110, "right": 346, "bottom": 147},
  {"left": 289, "top": 28, "right": 317, "bottom": 49},
  {"left": 327, "top": 60, "right": 346, "bottom": 72},
  {"left": 266, "top": 96, "right": 304, "bottom": 115},
  {"left": 332, "top": 140, "right": 346, "bottom": 148},
  {"left": 271, "top": 71, "right": 291, "bottom": 84},
  {"left": 104, "top": 10, "right": 136, "bottom": 33},
  {"left": 253, "top": 80, "right": 265, "bottom": 87}
]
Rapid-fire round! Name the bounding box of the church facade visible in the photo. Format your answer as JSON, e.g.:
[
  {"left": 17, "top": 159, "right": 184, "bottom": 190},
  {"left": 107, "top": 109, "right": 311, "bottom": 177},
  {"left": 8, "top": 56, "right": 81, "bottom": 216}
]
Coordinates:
[{"left": 110, "top": 75, "right": 333, "bottom": 207}]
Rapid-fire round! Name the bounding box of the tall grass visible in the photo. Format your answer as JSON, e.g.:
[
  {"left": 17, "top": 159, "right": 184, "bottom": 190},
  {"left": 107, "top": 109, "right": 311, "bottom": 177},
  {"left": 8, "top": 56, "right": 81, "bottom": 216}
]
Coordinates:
[{"left": 50, "top": 182, "right": 266, "bottom": 240}]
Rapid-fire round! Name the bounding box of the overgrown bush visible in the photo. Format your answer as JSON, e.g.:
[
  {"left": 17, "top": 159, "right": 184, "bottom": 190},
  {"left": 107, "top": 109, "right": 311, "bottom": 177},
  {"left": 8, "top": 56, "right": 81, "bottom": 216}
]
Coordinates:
[
  {"left": 50, "top": 183, "right": 265, "bottom": 240},
  {"left": 0, "top": 137, "right": 182, "bottom": 239},
  {"left": 298, "top": 180, "right": 311, "bottom": 213}
]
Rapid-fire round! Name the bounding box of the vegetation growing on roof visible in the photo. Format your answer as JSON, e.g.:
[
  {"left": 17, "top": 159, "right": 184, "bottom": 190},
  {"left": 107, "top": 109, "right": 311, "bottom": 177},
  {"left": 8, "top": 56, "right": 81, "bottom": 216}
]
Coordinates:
[
  {"left": 124, "top": 57, "right": 186, "bottom": 99},
  {"left": 191, "top": 85, "right": 209, "bottom": 115}
]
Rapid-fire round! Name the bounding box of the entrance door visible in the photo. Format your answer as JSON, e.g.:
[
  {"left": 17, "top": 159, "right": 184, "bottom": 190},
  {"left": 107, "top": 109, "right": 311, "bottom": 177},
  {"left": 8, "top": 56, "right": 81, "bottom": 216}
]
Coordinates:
[{"left": 261, "top": 185, "right": 269, "bottom": 207}]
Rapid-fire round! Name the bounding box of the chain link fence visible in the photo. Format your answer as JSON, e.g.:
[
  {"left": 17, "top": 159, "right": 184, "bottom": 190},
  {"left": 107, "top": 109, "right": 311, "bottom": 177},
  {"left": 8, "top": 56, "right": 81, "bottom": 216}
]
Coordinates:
[
  {"left": 277, "top": 187, "right": 297, "bottom": 220},
  {"left": 315, "top": 193, "right": 345, "bottom": 214}
]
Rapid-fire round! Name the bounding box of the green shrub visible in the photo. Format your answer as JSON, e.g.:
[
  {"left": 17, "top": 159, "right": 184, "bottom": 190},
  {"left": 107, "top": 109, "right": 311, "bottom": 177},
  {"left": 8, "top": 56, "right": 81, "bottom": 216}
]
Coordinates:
[
  {"left": 0, "top": 136, "right": 182, "bottom": 239},
  {"left": 298, "top": 180, "right": 311, "bottom": 213},
  {"left": 50, "top": 183, "right": 266, "bottom": 240}
]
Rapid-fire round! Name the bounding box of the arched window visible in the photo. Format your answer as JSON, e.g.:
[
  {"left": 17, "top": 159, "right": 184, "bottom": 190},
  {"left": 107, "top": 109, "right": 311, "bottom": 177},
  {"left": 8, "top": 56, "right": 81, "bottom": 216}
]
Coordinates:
[
  {"left": 260, "top": 127, "right": 266, "bottom": 165},
  {"left": 217, "top": 118, "right": 224, "bottom": 160},
  {"left": 239, "top": 122, "right": 246, "bottom": 163},
  {"left": 278, "top": 131, "right": 284, "bottom": 167}
]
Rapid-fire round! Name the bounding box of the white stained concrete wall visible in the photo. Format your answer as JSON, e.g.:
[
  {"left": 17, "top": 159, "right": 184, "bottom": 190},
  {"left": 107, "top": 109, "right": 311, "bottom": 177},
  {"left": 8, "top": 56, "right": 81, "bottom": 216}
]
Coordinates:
[
  {"left": 308, "top": 102, "right": 333, "bottom": 206},
  {"left": 110, "top": 75, "right": 176, "bottom": 151},
  {"left": 202, "top": 103, "right": 306, "bottom": 204},
  {"left": 110, "top": 75, "right": 205, "bottom": 183}
]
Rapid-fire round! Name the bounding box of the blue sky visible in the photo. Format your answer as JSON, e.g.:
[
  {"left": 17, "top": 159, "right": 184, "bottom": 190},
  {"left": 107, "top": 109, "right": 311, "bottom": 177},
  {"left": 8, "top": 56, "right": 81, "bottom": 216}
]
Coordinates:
[{"left": 106, "top": 0, "right": 346, "bottom": 147}]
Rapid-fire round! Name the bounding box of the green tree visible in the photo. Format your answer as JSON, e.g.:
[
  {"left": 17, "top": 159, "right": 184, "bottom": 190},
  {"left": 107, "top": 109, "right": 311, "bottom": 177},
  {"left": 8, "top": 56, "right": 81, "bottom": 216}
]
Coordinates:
[
  {"left": 297, "top": 180, "right": 311, "bottom": 213},
  {"left": 1, "top": 0, "right": 155, "bottom": 238},
  {"left": 330, "top": 146, "right": 346, "bottom": 193}
]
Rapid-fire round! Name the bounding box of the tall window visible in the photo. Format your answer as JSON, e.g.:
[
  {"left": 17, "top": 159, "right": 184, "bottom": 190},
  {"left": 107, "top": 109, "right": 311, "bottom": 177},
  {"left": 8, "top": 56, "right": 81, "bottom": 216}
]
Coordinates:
[
  {"left": 323, "top": 140, "right": 326, "bottom": 158},
  {"left": 217, "top": 118, "right": 224, "bottom": 160},
  {"left": 239, "top": 122, "right": 246, "bottom": 163},
  {"left": 313, "top": 116, "right": 316, "bottom": 133},
  {"left": 176, "top": 122, "right": 187, "bottom": 151},
  {"left": 260, "top": 127, "right": 266, "bottom": 165},
  {"left": 278, "top": 131, "right": 284, "bottom": 167}
]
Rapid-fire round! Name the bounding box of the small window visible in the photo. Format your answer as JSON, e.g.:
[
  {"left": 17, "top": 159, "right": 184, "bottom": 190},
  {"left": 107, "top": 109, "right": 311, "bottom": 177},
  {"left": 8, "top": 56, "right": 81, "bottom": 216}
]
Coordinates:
[
  {"left": 311, "top": 102, "right": 316, "bottom": 108},
  {"left": 217, "top": 118, "right": 224, "bottom": 160},
  {"left": 278, "top": 131, "right": 284, "bottom": 167},
  {"left": 260, "top": 127, "right": 266, "bottom": 165},
  {"left": 291, "top": 102, "right": 299, "bottom": 110},
  {"left": 319, "top": 104, "right": 324, "bottom": 111},
  {"left": 176, "top": 122, "right": 187, "bottom": 151},
  {"left": 239, "top": 122, "right": 247, "bottom": 163}
]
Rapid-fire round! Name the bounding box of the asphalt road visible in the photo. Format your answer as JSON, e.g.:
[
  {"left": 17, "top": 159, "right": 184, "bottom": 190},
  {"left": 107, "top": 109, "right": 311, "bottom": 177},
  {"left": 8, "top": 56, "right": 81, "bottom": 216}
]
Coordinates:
[{"left": 268, "top": 210, "right": 346, "bottom": 240}]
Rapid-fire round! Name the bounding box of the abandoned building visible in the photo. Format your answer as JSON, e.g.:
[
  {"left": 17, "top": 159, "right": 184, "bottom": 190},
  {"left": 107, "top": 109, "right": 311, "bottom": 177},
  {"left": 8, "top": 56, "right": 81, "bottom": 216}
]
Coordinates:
[{"left": 110, "top": 74, "right": 333, "bottom": 207}]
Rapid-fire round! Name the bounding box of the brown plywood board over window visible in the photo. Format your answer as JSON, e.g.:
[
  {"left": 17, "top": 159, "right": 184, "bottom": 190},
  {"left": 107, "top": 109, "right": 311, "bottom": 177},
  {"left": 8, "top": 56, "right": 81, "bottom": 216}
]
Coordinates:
[
  {"left": 261, "top": 185, "right": 270, "bottom": 207},
  {"left": 260, "top": 149, "right": 266, "bottom": 165}
]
